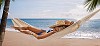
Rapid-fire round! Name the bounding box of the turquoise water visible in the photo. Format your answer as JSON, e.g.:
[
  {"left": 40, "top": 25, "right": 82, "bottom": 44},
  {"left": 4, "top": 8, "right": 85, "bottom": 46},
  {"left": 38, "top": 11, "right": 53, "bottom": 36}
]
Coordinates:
[
  {"left": 5, "top": 19, "right": 100, "bottom": 39},
  {"left": 6, "top": 19, "right": 75, "bottom": 29}
]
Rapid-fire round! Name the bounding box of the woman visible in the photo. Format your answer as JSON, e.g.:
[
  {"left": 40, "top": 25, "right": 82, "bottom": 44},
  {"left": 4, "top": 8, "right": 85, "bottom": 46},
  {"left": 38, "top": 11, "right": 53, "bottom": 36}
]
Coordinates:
[{"left": 15, "top": 20, "right": 74, "bottom": 39}]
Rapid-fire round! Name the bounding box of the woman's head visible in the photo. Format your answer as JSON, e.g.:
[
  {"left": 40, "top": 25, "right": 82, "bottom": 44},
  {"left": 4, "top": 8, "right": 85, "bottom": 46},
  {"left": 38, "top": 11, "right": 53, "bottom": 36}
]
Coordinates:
[
  {"left": 70, "top": 21, "right": 74, "bottom": 25},
  {"left": 49, "top": 20, "right": 74, "bottom": 28},
  {"left": 52, "top": 25, "right": 68, "bottom": 32},
  {"left": 65, "top": 20, "right": 74, "bottom": 25}
]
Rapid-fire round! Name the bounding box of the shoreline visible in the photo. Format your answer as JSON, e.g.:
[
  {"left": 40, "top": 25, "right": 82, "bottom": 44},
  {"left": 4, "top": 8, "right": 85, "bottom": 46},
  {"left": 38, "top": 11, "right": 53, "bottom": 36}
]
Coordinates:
[{"left": 3, "top": 31, "right": 100, "bottom": 46}]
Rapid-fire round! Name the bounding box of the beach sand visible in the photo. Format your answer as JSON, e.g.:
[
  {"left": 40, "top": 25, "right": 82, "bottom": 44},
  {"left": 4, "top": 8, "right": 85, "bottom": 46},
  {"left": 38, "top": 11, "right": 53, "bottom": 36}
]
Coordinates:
[{"left": 2, "top": 31, "right": 100, "bottom": 46}]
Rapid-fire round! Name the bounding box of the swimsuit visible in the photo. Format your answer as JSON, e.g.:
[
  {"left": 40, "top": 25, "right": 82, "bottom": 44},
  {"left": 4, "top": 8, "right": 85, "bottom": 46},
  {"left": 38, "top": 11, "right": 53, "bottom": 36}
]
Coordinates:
[
  {"left": 37, "top": 31, "right": 43, "bottom": 35},
  {"left": 37, "top": 29, "right": 53, "bottom": 35},
  {"left": 47, "top": 29, "right": 53, "bottom": 33}
]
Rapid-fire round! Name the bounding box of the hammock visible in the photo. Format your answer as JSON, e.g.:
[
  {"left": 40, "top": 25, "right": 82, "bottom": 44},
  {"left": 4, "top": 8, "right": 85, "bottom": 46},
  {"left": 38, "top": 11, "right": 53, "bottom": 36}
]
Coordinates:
[
  {"left": 12, "top": 18, "right": 41, "bottom": 30},
  {"left": 12, "top": 9, "right": 100, "bottom": 39}
]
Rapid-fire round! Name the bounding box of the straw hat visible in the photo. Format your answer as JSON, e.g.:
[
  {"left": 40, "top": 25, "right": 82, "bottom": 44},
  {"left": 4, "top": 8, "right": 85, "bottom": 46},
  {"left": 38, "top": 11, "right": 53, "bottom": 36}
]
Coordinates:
[{"left": 49, "top": 20, "right": 72, "bottom": 28}]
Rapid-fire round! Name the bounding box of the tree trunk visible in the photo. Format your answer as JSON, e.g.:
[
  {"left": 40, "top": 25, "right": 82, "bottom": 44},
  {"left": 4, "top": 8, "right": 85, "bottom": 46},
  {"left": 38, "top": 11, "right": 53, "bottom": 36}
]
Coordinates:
[{"left": 0, "top": 0, "right": 10, "bottom": 46}]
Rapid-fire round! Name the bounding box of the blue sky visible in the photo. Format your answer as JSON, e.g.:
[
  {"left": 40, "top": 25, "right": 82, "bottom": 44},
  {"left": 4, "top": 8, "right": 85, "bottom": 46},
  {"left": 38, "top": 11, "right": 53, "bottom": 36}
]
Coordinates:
[{"left": 0, "top": 0, "right": 100, "bottom": 20}]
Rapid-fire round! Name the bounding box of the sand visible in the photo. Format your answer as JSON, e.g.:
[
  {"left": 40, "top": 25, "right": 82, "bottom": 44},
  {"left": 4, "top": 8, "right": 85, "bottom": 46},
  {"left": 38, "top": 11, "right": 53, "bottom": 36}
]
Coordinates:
[{"left": 2, "top": 31, "right": 100, "bottom": 46}]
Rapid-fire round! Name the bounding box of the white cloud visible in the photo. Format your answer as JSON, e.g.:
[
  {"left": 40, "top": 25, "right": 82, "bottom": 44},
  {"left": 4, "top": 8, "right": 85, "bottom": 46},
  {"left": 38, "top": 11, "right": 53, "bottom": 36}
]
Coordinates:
[
  {"left": 64, "top": 5, "right": 100, "bottom": 20},
  {"left": 30, "top": 5, "right": 86, "bottom": 19},
  {"left": 65, "top": 5, "right": 88, "bottom": 20},
  {"left": 27, "top": 4, "right": 100, "bottom": 20},
  {"left": 7, "top": 0, "right": 100, "bottom": 19},
  {"left": 31, "top": 10, "right": 67, "bottom": 18}
]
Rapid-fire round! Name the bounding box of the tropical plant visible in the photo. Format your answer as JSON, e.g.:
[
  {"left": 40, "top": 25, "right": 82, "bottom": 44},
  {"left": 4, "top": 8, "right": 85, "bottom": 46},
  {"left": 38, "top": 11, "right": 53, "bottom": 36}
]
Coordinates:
[
  {"left": 85, "top": 0, "right": 100, "bottom": 11},
  {"left": 0, "top": 0, "right": 10, "bottom": 46}
]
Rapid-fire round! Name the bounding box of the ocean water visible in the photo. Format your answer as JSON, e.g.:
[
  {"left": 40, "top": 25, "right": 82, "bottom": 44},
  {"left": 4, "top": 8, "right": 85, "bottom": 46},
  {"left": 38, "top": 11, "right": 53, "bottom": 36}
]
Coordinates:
[{"left": 5, "top": 19, "right": 100, "bottom": 39}]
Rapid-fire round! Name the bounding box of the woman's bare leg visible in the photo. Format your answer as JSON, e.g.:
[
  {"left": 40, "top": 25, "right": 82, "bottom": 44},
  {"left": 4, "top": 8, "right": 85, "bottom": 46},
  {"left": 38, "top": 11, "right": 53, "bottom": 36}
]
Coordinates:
[
  {"left": 18, "top": 29, "right": 33, "bottom": 35},
  {"left": 27, "top": 27, "right": 44, "bottom": 33},
  {"left": 13, "top": 26, "right": 44, "bottom": 34}
]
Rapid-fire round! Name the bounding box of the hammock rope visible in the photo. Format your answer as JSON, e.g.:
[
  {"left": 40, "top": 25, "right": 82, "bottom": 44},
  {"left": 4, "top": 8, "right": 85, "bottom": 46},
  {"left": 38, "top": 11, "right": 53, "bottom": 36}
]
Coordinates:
[{"left": 11, "top": 9, "right": 100, "bottom": 39}]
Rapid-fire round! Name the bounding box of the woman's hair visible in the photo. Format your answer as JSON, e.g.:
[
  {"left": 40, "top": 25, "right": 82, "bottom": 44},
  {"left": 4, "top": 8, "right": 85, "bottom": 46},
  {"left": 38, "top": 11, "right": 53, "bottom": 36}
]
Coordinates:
[
  {"left": 56, "top": 26, "right": 68, "bottom": 31},
  {"left": 70, "top": 21, "right": 74, "bottom": 25}
]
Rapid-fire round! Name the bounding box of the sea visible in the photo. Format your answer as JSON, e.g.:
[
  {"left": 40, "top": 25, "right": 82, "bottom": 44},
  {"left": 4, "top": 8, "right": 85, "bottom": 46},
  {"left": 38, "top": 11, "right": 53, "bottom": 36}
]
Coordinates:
[{"left": 4, "top": 19, "right": 100, "bottom": 39}]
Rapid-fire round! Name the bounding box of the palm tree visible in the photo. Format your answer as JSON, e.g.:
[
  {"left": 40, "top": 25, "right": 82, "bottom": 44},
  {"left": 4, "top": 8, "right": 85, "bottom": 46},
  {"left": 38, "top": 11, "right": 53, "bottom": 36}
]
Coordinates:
[
  {"left": 85, "top": 0, "right": 100, "bottom": 11},
  {"left": 0, "top": 0, "right": 10, "bottom": 46}
]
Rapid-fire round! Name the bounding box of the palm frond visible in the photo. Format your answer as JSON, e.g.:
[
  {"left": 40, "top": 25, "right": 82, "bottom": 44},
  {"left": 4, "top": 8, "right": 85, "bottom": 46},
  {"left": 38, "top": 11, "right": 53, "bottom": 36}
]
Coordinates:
[
  {"left": 97, "top": 0, "right": 100, "bottom": 5},
  {"left": 0, "top": 0, "right": 3, "bottom": 9},
  {"left": 84, "top": 0, "right": 92, "bottom": 4},
  {"left": 0, "top": 0, "right": 5, "bottom": 10},
  {"left": 85, "top": 0, "right": 100, "bottom": 12},
  {"left": 12, "top": 0, "right": 15, "bottom": 1}
]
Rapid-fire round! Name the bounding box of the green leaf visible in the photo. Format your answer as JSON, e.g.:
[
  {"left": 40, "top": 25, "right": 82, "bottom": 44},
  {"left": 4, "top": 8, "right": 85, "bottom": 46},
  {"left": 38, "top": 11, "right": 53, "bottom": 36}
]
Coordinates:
[
  {"left": 0, "top": 0, "right": 5, "bottom": 10},
  {"left": 84, "top": 0, "right": 100, "bottom": 12}
]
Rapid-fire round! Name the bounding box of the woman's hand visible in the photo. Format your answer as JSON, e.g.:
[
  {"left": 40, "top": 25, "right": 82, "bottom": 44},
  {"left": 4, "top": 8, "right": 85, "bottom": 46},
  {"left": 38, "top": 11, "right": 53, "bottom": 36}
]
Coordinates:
[{"left": 52, "top": 27, "right": 60, "bottom": 32}]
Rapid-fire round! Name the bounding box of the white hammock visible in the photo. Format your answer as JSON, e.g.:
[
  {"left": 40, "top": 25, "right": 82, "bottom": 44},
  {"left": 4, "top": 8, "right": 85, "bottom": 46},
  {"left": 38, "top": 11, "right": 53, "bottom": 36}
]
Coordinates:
[{"left": 12, "top": 9, "right": 100, "bottom": 39}]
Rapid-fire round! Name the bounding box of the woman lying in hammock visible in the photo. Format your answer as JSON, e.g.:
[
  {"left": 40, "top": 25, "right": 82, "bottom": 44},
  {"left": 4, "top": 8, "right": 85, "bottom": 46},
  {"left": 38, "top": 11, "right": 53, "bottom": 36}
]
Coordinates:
[{"left": 14, "top": 20, "right": 74, "bottom": 39}]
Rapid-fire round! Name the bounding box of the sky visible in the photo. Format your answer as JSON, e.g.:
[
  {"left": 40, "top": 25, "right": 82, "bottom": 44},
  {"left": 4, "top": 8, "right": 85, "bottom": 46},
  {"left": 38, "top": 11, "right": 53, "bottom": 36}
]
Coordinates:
[{"left": 0, "top": 0, "right": 100, "bottom": 20}]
